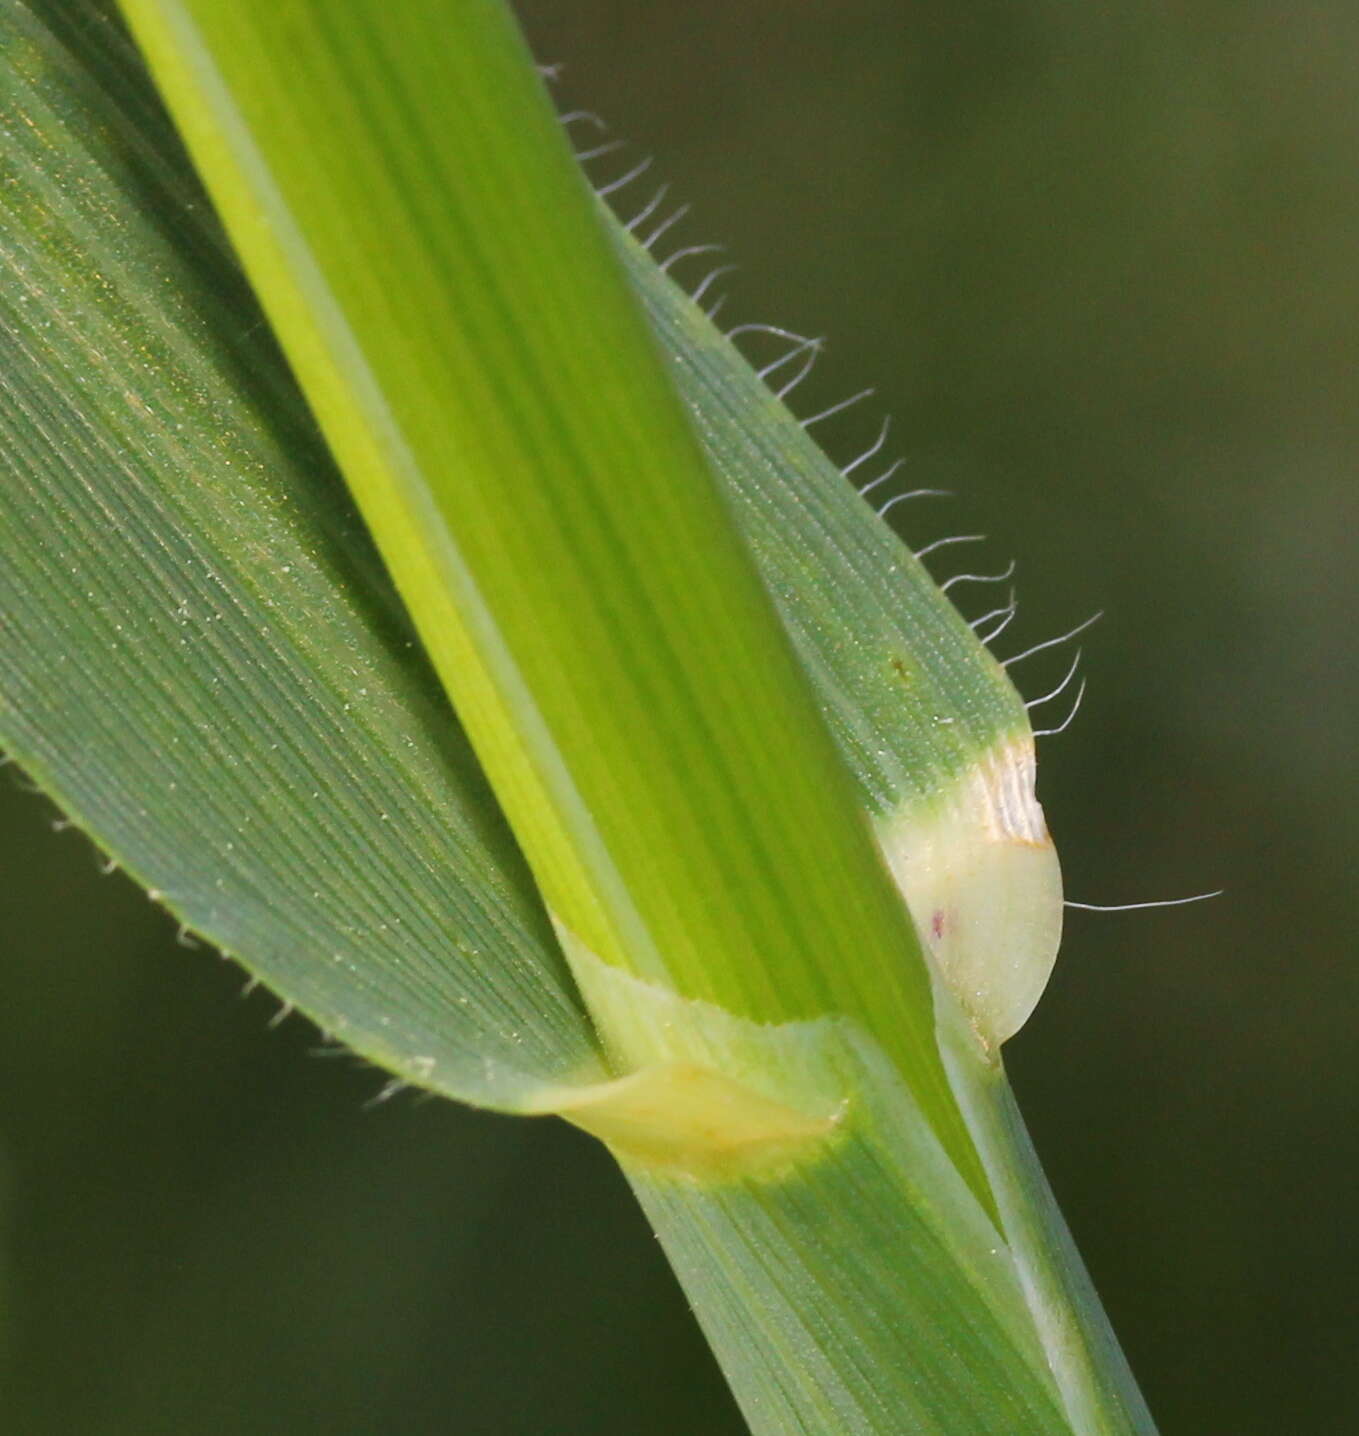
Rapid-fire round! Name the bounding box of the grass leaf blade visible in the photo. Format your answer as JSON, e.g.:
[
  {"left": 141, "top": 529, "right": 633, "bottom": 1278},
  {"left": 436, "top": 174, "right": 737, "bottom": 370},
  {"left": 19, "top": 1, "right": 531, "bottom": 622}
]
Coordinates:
[{"left": 0, "top": 0, "right": 602, "bottom": 1106}]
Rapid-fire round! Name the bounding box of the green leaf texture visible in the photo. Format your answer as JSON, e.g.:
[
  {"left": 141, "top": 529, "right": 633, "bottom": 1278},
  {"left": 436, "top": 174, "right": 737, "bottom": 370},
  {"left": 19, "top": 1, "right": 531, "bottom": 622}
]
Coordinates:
[
  {"left": 0, "top": 6, "right": 1152, "bottom": 1433},
  {"left": 111, "top": 0, "right": 978, "bottom": 1181},
  {"left": 1, "top": 0, "right": 1052, "bottom": 1104},
  {"left": 0, "top": 0, "right": 602, "bottom": 1106}
]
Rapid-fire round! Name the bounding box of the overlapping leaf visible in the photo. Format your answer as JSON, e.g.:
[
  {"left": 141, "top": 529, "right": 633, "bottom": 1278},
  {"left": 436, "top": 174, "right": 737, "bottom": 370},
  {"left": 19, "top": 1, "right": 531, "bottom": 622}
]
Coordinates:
[
  {"left": 0, "top": 0, "right": 601, "bottom": 1107},
  {"left": 0, "top": 5, "right": 1155, "bottom": 1434},
  {"left": 0, "top": 0, "right": 1034, "bottom": 1105}
]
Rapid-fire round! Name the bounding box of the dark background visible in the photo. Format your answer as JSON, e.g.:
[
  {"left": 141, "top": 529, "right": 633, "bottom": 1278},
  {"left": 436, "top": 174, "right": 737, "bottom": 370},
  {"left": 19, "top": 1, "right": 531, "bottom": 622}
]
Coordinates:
[{"left": 4, "top": 2, "right": 1356, "bottom": 1431}]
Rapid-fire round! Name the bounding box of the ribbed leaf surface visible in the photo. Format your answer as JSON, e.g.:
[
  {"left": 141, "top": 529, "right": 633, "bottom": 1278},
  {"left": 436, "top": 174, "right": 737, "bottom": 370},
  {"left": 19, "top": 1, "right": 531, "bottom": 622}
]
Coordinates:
[
  {"left": 0, "top": 6, "right": 1153, "bottom": 1433},
  {"left": 0, "top": 1, "right": 601, "bottom": 1107}
]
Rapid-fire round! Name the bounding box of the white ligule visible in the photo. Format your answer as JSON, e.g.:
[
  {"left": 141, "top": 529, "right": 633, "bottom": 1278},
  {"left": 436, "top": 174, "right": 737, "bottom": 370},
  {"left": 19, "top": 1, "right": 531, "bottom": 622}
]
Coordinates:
[{"left": 875, "top": 738, "right": 1064, "bottom": 1047}]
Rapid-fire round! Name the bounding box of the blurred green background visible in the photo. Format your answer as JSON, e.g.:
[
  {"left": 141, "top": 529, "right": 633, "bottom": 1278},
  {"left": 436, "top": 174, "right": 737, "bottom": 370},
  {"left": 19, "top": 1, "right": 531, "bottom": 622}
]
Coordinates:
[{"left": 4, "top": 2, "right": 1356, "bottom": 1431}]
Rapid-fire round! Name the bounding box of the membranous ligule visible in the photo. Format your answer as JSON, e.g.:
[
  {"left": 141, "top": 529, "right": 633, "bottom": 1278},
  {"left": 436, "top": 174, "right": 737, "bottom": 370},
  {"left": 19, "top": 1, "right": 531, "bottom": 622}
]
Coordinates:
[{"left": 875, "top": 736, "right": 1063, "bottom": 1047}]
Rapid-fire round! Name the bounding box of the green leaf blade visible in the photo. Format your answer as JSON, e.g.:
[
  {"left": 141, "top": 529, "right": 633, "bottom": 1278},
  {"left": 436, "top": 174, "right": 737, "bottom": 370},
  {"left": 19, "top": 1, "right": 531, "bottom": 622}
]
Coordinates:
[
  {"left": 0, "top": 0, "right": 602, "bottom": 1106},
  {"left": 623, "top": 228, "right": 1031, "bottom": 812}
]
